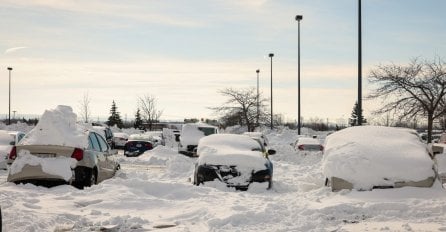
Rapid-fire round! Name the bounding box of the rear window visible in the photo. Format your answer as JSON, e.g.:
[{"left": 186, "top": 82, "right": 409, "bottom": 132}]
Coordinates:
[{"left": 198, "top": 127, "right": 217, "bottom": 136}]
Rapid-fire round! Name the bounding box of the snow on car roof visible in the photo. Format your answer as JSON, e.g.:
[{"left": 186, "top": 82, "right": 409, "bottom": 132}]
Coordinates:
[
  {"left": 197, "top": 134, "right": 267, "bottom": 171},
  {"left": 322, "top": 126, "right": 435, "bottom": 190},
  {"left": 19, "top": 105, "right": 89, "bottom": 148}
]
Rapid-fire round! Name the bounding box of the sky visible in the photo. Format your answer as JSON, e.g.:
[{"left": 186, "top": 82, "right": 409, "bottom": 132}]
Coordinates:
[{"left": 1, "top": 0, "right": 445, "bottom": 124}]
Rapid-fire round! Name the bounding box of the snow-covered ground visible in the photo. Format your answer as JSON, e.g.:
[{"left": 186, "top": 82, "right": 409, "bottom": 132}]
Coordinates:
[{"left": 1, "top": 128, "right": 446, "bottom": 231}]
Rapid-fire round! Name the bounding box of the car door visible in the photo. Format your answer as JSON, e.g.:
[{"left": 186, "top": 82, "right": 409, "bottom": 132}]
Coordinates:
[
  {"left": 95, "top": 133, "right": 117, "bottom": 180},
  {"left": 89, "top": 132, "right": 109, "bottom": 182}
]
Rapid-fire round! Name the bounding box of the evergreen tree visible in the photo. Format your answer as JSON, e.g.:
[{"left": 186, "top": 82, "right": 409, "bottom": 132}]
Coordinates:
[
  {"left": 107, "top": 100, "right": 123, "bottom": 128},
  {"left": 349, "top": 101, "right": 367, "bottom": 126},
  {"left": 134, "top": 108, "right": 143, "bottom": 129}
]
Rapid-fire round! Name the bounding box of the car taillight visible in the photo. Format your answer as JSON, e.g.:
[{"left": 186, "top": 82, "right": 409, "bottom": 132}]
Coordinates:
[
  {"left": 9, "top": 146, "right": 17, "bottom": 160},
  {"left": 71, "top": 148, "right": 84, "bottom": 161},
  {"left": 145, "top": 143, "right": 153, "bottom": 149},
  {"left": 298, "top": 145, "right": 304, "bottom": 150},
  {"left": 320, "top": 145, "right": 324, "bottom": 151}
]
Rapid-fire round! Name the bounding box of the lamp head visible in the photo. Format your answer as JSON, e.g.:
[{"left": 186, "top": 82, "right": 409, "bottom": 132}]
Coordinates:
[
  {"left": 268, "top": 53, "right": 274, "bottom": 58},
  {"left": 256, "top": 69, "right": 260, "bottom": 73},
  {"left": 295, "top": 15, "right": 303, "bottom": 21},
  {"left": 7, "top": 67, "right": 12, "bottom": 71}
]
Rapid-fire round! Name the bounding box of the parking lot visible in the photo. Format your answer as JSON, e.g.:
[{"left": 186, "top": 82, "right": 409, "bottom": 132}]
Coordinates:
[{"left": 2, "top": 129, "right": 446, "bottom": 231}]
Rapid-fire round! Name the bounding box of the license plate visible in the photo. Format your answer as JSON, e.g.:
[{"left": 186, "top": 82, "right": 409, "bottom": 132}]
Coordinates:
[{"left": 35, "top": 153, "right": 56, "bottom": 158}]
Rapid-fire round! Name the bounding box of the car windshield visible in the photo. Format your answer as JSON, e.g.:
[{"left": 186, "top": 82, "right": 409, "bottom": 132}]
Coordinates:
[{"left": 198, "top": 127, "right": 217, "bottom": 136}]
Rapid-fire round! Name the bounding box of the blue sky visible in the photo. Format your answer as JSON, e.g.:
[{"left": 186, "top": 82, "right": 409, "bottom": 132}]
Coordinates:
[{"left": 1, "top": 0, "right": 445, "bottom": 124}]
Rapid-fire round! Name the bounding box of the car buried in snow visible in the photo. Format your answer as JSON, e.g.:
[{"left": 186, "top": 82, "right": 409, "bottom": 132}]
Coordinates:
[
  {"left": 323, "top": 126, "right": 435, "bottom": 191},
  {"left": 178, "top": 123, "right": 218, "bottom": 157},
  {"left": 293, "top": 137, "right": 324, "bottom": 153},
  {"left": 193, "top": 134, "right": 276, "bottom": 190},
  {"left": 7, "top": 105, "right": 120, "bottom": 188},
  {"left": 112, "top": 132, "right": 129, "bottom": 148}
]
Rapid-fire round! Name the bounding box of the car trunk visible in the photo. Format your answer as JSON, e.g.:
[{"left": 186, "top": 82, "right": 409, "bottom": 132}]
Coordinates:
[{"left": 16, "top": 145, "right": 75, "bottom": 158}]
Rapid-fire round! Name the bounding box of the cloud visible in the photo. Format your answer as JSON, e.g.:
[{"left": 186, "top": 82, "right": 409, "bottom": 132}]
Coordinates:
[{"left": 4, "top": 47, "right": 28, "bottom": 54}]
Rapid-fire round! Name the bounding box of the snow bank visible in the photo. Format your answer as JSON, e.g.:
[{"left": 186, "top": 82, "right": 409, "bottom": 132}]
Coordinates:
[
  {"left": 323, "top": 126, "right": 435, "bottom": 190},
  {"left": 9, "top": 149, "right": 77, "bottom": 181},
  {"left": 19, "top": 105, "right": 88, "bottom": 148},
  {"left": 197, "top": 134, "right": 268, "bottom": 171}
]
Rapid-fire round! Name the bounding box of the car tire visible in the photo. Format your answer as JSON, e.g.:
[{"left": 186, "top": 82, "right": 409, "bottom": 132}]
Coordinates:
[
  {"left": 268, "top": 180, "right": 273, "bottom": 189},
  {"left": 84, "top": 168, "right": 97, "bottom": 188}
]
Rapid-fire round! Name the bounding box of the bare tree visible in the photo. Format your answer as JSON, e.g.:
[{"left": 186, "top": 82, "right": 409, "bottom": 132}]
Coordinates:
[
  {"left": 138, "top": 95, "right": 163, "bottom": 130},
  {"left": 212, "top": 87, "right": 269, "bottom": 132},
  {"left": 78, "top": 92, "right": 92, "bottom": 123},
  {"left": 368, "top": 57, "right": 446, "bottom": 142}
]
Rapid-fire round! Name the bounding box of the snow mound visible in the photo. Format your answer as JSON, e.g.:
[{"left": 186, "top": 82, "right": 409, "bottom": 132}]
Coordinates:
[
  {"left": 19, "top": 105, "right": 88, "bottom": 148},
  {"left": 323, "top": 126, "right": 435, "bottom": 190}
]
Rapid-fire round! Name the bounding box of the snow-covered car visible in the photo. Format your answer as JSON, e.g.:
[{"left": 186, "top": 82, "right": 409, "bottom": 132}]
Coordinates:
[
  {"left": 124, "top": 134, "right": 153, "bottom": 157},
  {"left": 323, "top": 126, "right": 435, "bottom": 191},
  {"left": 193, "top": 134, "right": 276, "bottom": 190},
  {"left": 112, "top": 132, "right": 129, "bottom": 148},
  {"left": 178, "top": 123, "right": 218, "bottom": 156},
  {"left": 143, "top": 131, "right": 163, "bottom": 147},
  {"left": 0, "top": 130, "right": 26, "bottom": 168},
  {"left": 7, "top": 105, "right": 120, "bottom": 188},
  {"left": 243, "top": 132, "right": 269, "bottom": 147},
  {"left": 294, "top": 137, "right": 324, "bottom": 152}
]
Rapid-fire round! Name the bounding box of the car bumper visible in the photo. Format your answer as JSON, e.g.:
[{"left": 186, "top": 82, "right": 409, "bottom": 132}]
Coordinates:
[
  {"left": 7, "top": 164, "right": 73, "bottom": 183},
  {"left": 195, "top": 165, "right": 272, "bottom": 190}
]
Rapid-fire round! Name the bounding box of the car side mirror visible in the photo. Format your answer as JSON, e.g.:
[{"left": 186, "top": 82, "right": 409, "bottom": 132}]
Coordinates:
[{"left": 267, "top": 149, "right": 276, "bottom": 155}]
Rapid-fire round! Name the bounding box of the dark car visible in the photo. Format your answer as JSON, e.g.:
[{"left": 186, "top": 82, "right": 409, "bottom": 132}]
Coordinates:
[
  {"left": 124, "top": 134, "right": 153, "bottom": 157},
  {"left": 193, "top": 134, "right": 275, "bottom": 190}
]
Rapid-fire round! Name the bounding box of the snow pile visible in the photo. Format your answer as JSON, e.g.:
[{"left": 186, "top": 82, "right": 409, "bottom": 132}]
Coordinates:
[
  {"left": 323, "top": 126, "right": 435, "bottom": 190},
  {"left": 19, "top": 105, "right": 88, "bottom": 148},
  {"left": 197, "top": 134, "right": 268, "bottom": 171},
  {"left": 9, "top": 149, "right": 77, "bottom": 181}
]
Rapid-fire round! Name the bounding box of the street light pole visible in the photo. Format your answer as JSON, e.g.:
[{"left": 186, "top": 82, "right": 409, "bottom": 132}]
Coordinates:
[
  {"left": 296, "top": 15, "right": 303, "bottom": 135},
  {"left": 7, "top": 67, "right": 12, "bottom": 125},
  {"left": 256, "top": 69, "right": 260, "bottom": 128},
  {"left": 358, "top": 0, "right": 363, "bottom": 125},
  {"left": 269, "top": 53, "right": 274, "bottom": 130}
]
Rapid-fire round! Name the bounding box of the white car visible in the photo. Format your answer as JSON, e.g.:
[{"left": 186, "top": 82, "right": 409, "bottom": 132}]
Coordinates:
[
  {"left": 0, "top": 130, "right": 26, "bottom": 167},
  {"left": 7, "top": 105, "right": 120, "bottom": 188},
  {"left": 178, "top": 123, "right": 218, "bottom": 156},
  {"left": 323, "top": 126, "right": 435, "bottom": 191},
  {"left": 112, "top": 132, "right": 129, "bottom": 148}
]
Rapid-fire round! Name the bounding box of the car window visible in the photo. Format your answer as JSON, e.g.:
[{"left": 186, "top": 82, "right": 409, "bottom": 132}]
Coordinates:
[
  {"left": 95, "top": 133, "right": 109, "bottom": 152},
  {"left": 198, "top": 127, "right": 216, "bottom": 136},
  {"left": 18, "top": 133, "right": 25, "bottom": 142},
  {"left": 89, "top": 133, "right": 101, "bottom": 151}
]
